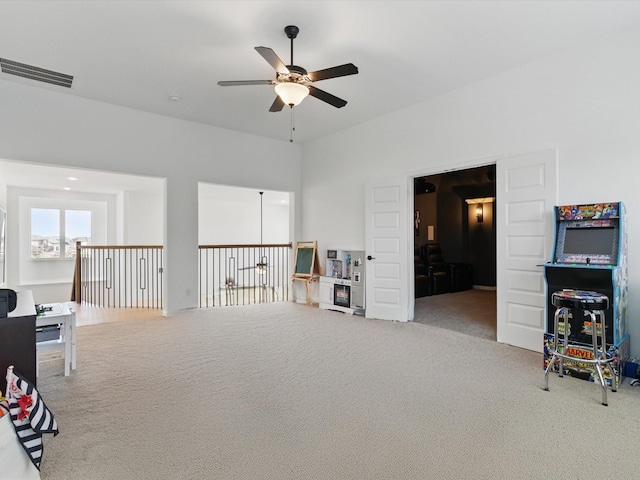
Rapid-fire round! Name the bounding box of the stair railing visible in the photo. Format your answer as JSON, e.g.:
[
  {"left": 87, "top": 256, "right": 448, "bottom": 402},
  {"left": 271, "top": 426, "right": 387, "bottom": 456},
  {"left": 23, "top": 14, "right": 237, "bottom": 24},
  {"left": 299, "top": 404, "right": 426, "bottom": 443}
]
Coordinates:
[
  {"left": 198, "top": 243, "right": 292, "bottom": 307},
  {"left": 73, "top": 241, "right": 163, "bottom": 308}
]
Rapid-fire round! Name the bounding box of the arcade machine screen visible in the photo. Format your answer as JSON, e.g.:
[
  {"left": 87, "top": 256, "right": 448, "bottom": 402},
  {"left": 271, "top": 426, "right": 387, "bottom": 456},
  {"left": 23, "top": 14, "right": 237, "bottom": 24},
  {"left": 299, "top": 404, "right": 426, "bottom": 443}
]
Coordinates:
[{"left": 561, "top": 226, "right": 615, "bottom": 260}]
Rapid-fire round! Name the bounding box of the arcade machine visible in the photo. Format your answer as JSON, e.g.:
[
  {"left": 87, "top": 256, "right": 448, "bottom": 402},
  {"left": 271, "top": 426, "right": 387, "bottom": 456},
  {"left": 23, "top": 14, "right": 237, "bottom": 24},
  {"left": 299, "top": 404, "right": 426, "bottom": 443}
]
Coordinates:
[{"left": 543, "top": 202, "right": 628, "bottom": 388}]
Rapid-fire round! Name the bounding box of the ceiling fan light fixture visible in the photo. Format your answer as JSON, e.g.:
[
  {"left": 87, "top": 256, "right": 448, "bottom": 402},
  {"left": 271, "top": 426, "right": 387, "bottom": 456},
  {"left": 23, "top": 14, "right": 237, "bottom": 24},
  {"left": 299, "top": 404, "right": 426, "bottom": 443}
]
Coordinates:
[
  {"left": 256, "top": 262, "right": 268, "bottom": 275},
  {"left": 275, "top": 82, "right": 309, "bottom": 107}
]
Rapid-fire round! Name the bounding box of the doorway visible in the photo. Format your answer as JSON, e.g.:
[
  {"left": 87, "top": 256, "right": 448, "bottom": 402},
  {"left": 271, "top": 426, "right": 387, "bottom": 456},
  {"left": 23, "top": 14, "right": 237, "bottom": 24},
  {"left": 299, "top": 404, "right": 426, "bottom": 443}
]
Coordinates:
[
  {"left": 412, "top": 164, "right": 497, "bottom": 340},
  {"left": 197, "top": 183, "right": 293, "bottom": 307}
]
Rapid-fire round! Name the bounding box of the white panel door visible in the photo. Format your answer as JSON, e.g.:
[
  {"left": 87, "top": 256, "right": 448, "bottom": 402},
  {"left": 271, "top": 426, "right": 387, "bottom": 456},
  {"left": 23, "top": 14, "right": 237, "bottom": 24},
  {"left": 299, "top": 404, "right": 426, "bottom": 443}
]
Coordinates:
[
  {"left": 496, "top": 150, "right": 558, "bottom": 352},
  {"left": 365, "top": 177, "right": 411, "bottom": 322}
]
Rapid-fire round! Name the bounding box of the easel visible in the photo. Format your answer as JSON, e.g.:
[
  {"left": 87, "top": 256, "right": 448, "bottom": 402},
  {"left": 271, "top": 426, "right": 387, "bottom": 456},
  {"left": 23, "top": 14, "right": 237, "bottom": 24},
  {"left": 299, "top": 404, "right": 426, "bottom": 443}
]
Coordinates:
[{"left": 291, "top": 241, "right": 320, "bottom": 305}]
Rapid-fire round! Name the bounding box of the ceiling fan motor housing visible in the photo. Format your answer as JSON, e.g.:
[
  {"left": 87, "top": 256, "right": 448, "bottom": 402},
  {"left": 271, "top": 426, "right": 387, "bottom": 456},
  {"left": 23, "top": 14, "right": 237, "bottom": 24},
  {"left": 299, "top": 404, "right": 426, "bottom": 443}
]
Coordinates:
[
  {"left": 284, "top": 25, "right": 299, "bottom": 39},
  {"left": 278, "top": 65, "right": 309, "bottom": 84}
]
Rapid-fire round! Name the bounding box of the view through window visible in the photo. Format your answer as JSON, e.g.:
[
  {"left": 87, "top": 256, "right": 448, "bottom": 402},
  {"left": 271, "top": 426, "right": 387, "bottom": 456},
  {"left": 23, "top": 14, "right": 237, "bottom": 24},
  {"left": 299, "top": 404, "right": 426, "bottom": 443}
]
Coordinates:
[{"left": 31, "top": 208, "right": 92, "bottom": 259}]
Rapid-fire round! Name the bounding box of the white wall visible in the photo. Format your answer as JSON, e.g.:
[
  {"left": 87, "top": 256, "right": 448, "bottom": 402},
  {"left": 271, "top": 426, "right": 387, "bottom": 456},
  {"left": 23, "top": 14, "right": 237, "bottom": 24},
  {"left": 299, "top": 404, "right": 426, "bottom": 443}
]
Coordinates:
[
  {"left": 302, "top": 25, "right": 640, "bottom": 356},
  {"left": 0, "top": 174, "right": 6, "bottom": 208},
  {"left": 198, "top": 184, "right": 290, "bottom": 245},
  {"left": 123, "top": 190, "right": 164, "bottom": 245},
  {"left": 0, "top": 174, "right": 6, "bottom": 288},
  {"left": 0, "top": 81, "right": 303, "bottom": 313}
]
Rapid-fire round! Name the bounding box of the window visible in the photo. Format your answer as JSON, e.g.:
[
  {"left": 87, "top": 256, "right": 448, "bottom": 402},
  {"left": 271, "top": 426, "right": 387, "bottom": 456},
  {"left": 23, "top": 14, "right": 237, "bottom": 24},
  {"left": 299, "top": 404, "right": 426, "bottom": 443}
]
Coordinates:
[{"left": 30, "top": 208, "right": 92, "bottom": 259}]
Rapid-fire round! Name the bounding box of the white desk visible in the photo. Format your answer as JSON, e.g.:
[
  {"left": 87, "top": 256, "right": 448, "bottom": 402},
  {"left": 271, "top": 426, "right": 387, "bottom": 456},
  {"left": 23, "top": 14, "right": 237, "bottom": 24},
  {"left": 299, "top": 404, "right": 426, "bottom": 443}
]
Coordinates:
[{"left": 36, "top": 302, "right": 76, "bottom": 376}]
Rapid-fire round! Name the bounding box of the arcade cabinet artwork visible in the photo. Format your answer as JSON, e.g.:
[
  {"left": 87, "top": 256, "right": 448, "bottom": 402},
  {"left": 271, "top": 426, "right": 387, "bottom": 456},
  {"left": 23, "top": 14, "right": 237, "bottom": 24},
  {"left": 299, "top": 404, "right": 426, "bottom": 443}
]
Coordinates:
[{"left": 543, "top": 202, "right": 628, "bottom": 388}]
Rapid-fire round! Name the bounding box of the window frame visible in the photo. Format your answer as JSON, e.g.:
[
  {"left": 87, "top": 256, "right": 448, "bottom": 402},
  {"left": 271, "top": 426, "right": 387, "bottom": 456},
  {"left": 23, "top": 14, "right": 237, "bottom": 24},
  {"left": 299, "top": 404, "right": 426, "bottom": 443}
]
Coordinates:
[{"left": 29, "top": 206, "right": 93, "bottom": 261}]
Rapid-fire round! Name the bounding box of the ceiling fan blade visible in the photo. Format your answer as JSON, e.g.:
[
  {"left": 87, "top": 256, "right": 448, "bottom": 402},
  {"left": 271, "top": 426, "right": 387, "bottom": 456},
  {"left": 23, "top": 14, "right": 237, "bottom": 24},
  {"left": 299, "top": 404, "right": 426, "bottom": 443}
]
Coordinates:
[
  {"left": 217, "top": 80, "right": 274, "bottom": 86},
  {"left": 269, "top": 96, "right": 285, "bottom": 112},
  {"left": 239, "top": 262, "right": 269, "bottom": 271},
  {"left": 255, "top": 46, "right": 290, "bottom": 74},
  {"left": 308, "top": 63, "right": 358, "bottom": 82},
  {"left": 308, "top": 85, "right": 348, "bottom": 108}
]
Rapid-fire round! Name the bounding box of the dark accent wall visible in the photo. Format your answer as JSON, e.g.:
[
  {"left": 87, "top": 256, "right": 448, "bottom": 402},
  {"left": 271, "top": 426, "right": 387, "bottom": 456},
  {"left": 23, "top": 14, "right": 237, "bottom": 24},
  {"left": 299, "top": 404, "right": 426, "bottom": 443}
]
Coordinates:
[
  {"left": 467, "top": 201, "right": 496, "bottom": 286},
  {"left": 414, "top": 176, "right": 440, "bottom": 245}
]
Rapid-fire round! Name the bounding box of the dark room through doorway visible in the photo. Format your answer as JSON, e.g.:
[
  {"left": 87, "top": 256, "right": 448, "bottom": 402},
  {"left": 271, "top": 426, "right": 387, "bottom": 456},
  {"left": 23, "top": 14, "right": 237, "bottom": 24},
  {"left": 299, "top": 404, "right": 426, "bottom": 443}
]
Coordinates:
[{"left": 413, "top": 164, "right": 497, "bottom": 340}]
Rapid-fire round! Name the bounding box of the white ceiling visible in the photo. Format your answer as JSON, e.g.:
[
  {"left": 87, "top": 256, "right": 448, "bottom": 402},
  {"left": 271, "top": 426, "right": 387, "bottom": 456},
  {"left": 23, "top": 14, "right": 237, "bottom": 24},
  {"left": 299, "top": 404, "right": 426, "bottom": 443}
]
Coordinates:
[
  {"left": 4, "top": 1, "right": 640, "bottom": 144},
  {"left": 2, "top": 1, "right": 640, "bottom": 191}
]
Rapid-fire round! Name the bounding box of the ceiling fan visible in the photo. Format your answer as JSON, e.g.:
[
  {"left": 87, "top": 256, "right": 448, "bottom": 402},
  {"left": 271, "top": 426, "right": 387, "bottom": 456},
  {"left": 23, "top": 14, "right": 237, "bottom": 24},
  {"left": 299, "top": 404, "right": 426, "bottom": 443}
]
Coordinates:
[{"left": 217, "top": 25, "right": 358, "bottom": 112}]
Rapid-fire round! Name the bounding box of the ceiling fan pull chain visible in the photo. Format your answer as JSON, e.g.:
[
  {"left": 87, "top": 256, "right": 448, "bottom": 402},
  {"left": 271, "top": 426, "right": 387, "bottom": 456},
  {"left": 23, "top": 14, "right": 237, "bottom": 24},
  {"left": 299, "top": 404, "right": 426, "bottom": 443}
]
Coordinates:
[{"left": 290, "top": 107, "right": 295, "bottom": 143}]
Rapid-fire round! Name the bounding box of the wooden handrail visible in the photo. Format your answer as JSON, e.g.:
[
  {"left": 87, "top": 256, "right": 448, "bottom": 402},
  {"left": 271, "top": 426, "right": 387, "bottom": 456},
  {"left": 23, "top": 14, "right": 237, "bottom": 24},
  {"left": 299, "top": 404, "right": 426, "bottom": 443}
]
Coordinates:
[
  {"left": 199, "top": 243, "right": 292, "bottom": 249},
  {"left": 76, "top": 245, "right": 163, "bottom": 250},
  {"left": 73, "top": 241, "right": 81, "bottom": 302}
]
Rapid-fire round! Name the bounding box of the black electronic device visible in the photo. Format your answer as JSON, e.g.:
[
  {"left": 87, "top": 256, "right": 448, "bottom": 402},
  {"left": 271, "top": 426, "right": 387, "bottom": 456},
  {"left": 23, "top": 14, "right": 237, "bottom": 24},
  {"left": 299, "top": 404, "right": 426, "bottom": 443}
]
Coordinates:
[{"left": 0, "top": 288, "right": 17, "bottom": 318}]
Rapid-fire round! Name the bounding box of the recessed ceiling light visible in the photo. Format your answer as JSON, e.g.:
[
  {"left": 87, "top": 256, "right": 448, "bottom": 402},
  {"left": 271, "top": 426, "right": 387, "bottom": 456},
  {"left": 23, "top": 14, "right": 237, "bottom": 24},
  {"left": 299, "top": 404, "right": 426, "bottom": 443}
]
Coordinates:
[
  {"left": 67, "top": 177, "right": 78, "bottom": 181},
  {"left": 63, "top": 187, "right": 71, "bottom": 191},
  {"left": 169, "top": 95, "right": 181, "bottom": 102}
]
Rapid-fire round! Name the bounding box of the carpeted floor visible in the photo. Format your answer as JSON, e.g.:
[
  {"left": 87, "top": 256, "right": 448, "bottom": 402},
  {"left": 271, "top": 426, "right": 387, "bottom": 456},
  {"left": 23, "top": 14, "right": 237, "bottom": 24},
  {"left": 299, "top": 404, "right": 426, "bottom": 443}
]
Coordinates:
[
  {"left": 413, "top": 288, "right": 496, "bottom": 341},
  {"left": 35, "top": 301, "right": 640, "bottom": 479}
]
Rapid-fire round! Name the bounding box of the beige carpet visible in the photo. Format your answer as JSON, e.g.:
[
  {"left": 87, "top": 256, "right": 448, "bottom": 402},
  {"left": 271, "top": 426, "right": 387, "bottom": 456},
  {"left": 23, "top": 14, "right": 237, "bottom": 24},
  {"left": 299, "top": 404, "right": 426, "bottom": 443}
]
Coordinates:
[
  {"left": 36, "top": 302, "right": 640, "bottom": 479},
  {"left": 413, "top": 289, "right": 496, "bottom": 341}
]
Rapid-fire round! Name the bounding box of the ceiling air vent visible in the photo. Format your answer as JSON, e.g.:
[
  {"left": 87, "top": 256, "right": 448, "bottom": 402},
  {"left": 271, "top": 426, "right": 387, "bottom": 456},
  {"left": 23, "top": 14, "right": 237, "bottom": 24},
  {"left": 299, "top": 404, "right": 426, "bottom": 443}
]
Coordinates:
[{"left": 0, "top": 58, "right": 73, "bottom": 88}]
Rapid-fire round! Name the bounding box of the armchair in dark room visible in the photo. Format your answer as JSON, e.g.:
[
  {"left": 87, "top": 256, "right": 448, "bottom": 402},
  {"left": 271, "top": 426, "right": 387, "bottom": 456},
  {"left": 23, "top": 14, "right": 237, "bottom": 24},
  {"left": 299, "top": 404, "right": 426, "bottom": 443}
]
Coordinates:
[
  {"left": 449, "top": 262, "right": 473, "bottom": 292},
  {"left": 419, "top": 244, "right": 451, "bottom": 296},
  {"left": 414, "top": 248, "right": 430, "bottom": 298}
]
